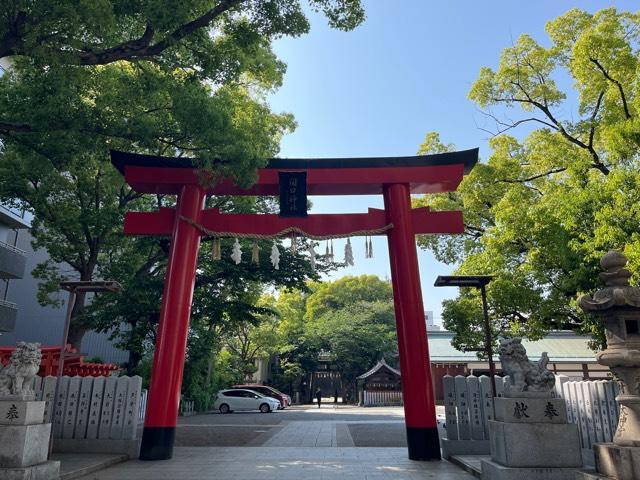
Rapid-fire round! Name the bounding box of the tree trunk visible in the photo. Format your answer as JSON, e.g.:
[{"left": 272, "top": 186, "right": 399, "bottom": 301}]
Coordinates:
[
  {"left": 66, "top": 291, "right": 88, "bottom": 350},
  {"left": 126, "top": 349, "right": 142, "bottom": 376}
]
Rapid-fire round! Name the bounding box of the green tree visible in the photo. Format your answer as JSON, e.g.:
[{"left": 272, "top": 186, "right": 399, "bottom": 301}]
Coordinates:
[
  {"left": 304, "top": 274, "right": 393, "bottom": 321},
  {"left": 307, "top": 300, "right": 397, "bottom": 401},
  {"left": 0, "top": 0, "right": 365, "bottom": 346},
  {"left": 274, "top": 275, "right": 396, "bottom": 402},
  {"left": 415, "top": 7, "right": 640, "bottom": 351}
]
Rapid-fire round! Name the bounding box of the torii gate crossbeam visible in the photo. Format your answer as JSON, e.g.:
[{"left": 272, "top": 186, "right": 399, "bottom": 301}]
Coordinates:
[{"left": 111, "top": 149, "right": 478, "bottom": 462}]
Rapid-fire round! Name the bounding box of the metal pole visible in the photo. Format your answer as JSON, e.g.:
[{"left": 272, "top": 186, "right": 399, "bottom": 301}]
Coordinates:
[
  {"left": 480, "top": 284, "right": 497, "bottom": 399},
  {"left": 49, "top": 288, "right": 76, "bottom": 457},
  {"left": 58, "top": 289, "right": 76, "bottom": 378}
]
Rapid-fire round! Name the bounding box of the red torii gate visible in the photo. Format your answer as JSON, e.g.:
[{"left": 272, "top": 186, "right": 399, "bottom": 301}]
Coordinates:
[{"left": 111, "top": 148, "right": 478, "bottom": 461}]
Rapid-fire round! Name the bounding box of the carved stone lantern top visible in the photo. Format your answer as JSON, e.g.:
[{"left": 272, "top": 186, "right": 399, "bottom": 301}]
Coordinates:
[{"left": 578, "top": 251, "right": 640, "bottom": 312}]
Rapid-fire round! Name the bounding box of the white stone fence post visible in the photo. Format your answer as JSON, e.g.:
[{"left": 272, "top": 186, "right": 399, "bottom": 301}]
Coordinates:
[
  {"left": 30, "top": 375, "right": 143, "bottom": 457},
  {"left": 138, "top": 389, "right": 148, "bottom": 424}
]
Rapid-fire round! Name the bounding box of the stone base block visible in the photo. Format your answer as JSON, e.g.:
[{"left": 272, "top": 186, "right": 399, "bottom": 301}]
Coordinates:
[
  {"left": 53, "top": 438, "right": 141, "bottom": 458},
  {"left": 593, "top": 443, "right": 640, "bottom": 480},
  {"left": 503, "top": 391, "right": 552, "bottom": 399},
  {"left": 582, "top": 448, "right": 596, "bottom": 467},
  {"left": 480, "top": 459, "right": 580, "bottom": 480},
  {"left": 0, "top": 460, "right": 60, "bottom": 480},
  {"left": 489, "top": 420, "right": 582, "bottom": 468},
  {"left": 0, "top": 423, "right": 51, "bottom": 468},
  {"left": 0, "top": 401, "right": 45, "bottom": 426},
  {"left": 575, "top": 470, "right": 609, "bottom": 480},
  {"left": 441, "top": 438, "right": 490, "bottom": 459},
  {"left": 494, "top": 397, "right": 567, "bottom": 423}
]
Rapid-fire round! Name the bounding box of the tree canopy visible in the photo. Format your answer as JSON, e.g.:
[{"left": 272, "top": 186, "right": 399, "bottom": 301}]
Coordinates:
[
  {"left": 273, "top": 275, "right": 397, "bottom": 401},
  {"left": 414, "top": 7, "right": 640, "bottom": 351},
  {"left": 0, "top": 0, "right": 365, "bottom": 347}
]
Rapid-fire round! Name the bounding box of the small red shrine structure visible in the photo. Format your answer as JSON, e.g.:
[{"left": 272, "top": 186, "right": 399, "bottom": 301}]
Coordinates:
[
  {"left": 111, "top": 148, "right": 478, "bottom": 461},
  {"left": 0, "top": 345, "right": 119, "bottom": 376}
]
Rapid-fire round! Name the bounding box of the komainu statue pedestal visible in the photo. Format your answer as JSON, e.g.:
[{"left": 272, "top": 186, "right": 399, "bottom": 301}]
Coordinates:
[
  {"left": 0, "top": 343, "right": 60, "bottom": 479},
  {"left": 481, "top": 393, "right": 583, "bottom": 480},
  {"left": 0, "top": 399, "right": 60, "bottom": 479},
  {"left": 481, "top": 338, "right": 582, "bottom": 479}
]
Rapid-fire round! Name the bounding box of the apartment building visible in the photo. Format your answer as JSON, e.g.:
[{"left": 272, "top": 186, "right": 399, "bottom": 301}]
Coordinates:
[{"left": 0, "top": 205, "right": 30, "bottom": 333}]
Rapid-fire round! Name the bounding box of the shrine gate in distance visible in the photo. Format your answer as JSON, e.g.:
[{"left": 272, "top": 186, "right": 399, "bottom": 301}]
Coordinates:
[{"left": 111, "top": 148, "right": 478, "bottom": 462}]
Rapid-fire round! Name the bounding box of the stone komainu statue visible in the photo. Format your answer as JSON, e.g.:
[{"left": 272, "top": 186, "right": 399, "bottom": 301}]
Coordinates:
[
  {"left": 498, "top": 337, "right": 555, "bottom": 393},
  {"left": 0, "top": 342, "right": 42, "bottom": 398}
]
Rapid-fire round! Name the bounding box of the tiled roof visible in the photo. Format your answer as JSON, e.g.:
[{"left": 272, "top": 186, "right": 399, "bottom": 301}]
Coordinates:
[
  {"left": 356, "top": 358, "right": 401, "bottom": 379},
  {"left": 428, "top": 331, "right": 597, "bottom": 364}
]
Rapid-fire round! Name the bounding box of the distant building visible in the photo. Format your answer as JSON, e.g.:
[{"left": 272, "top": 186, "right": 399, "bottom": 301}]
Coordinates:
[
  {"left": 425, "top": 311, "right": 441, "bottom": 331},
  {"left": 0, "top": 205, "right": 30, "bottom": 333},
  {"left": 428, "top": 330, "right": 608, "bottom": 402}
]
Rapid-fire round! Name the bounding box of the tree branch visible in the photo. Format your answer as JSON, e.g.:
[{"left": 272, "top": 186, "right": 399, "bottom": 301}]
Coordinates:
[
  {"left": 73, "top": 0, "right": 244, "bottom": 65},
  {"left": 589, "top": 57, "right": 632, "bottom": 119},
  {"left": 498, "top": 167, "right": 567, "bottom": 184}
]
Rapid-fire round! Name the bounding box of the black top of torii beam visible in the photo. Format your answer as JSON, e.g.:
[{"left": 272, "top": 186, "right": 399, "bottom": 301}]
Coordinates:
[{"left": 111, "top": 148, "right": 478, "bottom": 175}]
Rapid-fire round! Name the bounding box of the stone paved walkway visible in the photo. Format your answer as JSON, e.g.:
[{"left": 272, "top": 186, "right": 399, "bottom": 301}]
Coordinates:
[
  {"left": 263, "top": 420, "right": 338, "bottom": 447},
  {"left": 75, "top": 447, "right": 476, "bottom": 480}
]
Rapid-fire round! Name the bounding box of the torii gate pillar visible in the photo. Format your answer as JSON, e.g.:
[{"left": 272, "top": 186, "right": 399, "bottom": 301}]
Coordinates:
[
  {"left": 140, "top": 185, "right": 205, "bottom": 460},
  {"left": 384, "top": 183, "right": 439, "bottom": 460}
]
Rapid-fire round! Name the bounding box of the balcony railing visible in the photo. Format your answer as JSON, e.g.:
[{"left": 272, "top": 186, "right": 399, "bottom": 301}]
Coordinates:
[
  {"left": 0, "top": 240, "right": 27, "bottom": 279},
  {"left": 0, "top": 240, "right": 25, "bottom": 255},
  {"left": 0, "top": 298, "right": 17, "bottom": 309}
]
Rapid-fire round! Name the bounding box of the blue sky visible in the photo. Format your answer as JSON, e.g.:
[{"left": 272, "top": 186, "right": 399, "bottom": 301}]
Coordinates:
[{"left": 267, "top": 1, "right": 638, "bottom": 325}]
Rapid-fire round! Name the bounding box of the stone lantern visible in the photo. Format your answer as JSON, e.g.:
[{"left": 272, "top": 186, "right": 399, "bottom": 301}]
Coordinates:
[{"left": 578, "top": 250, "right": 640, "bottom": 479}]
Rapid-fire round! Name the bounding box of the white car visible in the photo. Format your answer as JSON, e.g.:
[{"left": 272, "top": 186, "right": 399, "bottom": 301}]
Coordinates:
[{"left": 213, "top": 389, "right": 281, "bottom": 413}]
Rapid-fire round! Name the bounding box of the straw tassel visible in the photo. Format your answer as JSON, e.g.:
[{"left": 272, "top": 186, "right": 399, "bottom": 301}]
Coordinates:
[
  {"left": 290, "top": 234, "right": 297, "bottom": 254},
  {"left": 212, "top": 238, "right": 221, "bottom": 260},
  {"left": 368, "top": 237, "right": 373, "bottom": 258},
  {"left": 251, "top": 242, "right": 260, "bottom": 264}
]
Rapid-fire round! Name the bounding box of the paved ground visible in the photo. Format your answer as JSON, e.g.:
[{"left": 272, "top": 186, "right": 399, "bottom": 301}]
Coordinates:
[
  {"left": 75, "top": 447, "right": 475, "bottom": 480},
  {"left": 75, "top": 405, "right": 471, "bottom": 480},
  {"left": 175, "top": 405, "right": 438, "bottom": 447},
  {"left": 53, "top": 453, "right": 128, "bottom": 480}
]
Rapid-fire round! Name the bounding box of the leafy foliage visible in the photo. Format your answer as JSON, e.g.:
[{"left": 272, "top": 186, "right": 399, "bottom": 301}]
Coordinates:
[
  {"left": 273, "top": 275, "right": 397, "bottom": 402},
  {"left": 414, "top": 8, "right": 640, "bottom": 351},
  {"left": 0, "top": 0, "right": 365, "bottom": 347}
]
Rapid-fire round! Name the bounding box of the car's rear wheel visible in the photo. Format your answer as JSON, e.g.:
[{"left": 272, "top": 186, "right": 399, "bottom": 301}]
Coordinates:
[
  {"left": 259, "top": 403, "right": 271, "bottom": 413},
  {"left": 219, "top": 403, "right": 230, "bottom": 414}
]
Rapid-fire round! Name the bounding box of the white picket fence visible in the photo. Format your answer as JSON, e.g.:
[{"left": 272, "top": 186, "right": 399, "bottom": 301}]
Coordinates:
[
  {"left": 30, "top": 375, "right": 142, "bottom": 441},
  {"left": 180, "top": 398, "right": 196, "bottom": 416},
  {"left": 442, "top": 375, "right": 620, "bottom": 449},
  {"left": 362, "top": 390, "right": 403, "bottom": 406}
]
